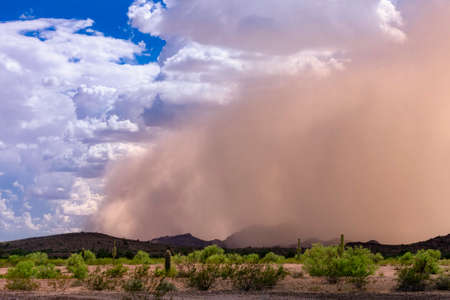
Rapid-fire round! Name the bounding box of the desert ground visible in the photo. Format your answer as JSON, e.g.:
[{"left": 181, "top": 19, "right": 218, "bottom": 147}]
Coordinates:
[{"left": 0, "top": 264, "right": 449, "bottom": 299}]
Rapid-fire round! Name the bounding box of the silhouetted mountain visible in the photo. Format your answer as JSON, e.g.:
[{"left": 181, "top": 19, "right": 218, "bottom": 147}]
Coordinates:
[
  {"left": 347, "top": 234, "right": 450, "bottom": 258},
  {"left": 0, "top": 231, "right": 448, "bottom": 259},
  {"left": 151, "top": 233, "right": 225, "bottom": 248},
  {"left": 223, "top": 224, "right": 337, "bottom": 248},
  {"left": 0, "top": 232, "right": 195, "bottom": 258}
]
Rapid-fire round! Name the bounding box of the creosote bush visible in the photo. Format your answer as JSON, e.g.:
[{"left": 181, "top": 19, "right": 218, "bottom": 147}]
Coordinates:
[
  {"left": 26, "top": 252, "right": 48, "bottom": 266},
  {"left": 230, "top": 264, "right": 287, "bottom": 291},
  {"left": 105, "top": 263, "right": 128, "bottom": 278},
  {"left": 35, "top": 263, "right": 61, "bottom": 279},
  {"left": 66, "top": 253, "right": 88, "bottom": 280},
  {"left": 6, "top": 260, "right": 39, "bottom": 291},
  {"left": 302, "top": 244, "right": 376, "bottom": 287},
  {"left": 260, "top": 252, "right": 284, "bottom": 264},
  {"left": 82, "top": 250, "right": 96, "bottom": 264},
  {"left": 188, "top": 264, "right": 220, "bottom": 290},
  {"left": 397, "top": 249, "right": 441, "bottom": 291},
  {"left": 86, "top": 267, "right": 114, "bottom": 291},
  {"left": 6, "top": 278, "right": 39, "bottom": 291},
  {"left": 133, "top": 250, "right": 151, "bottom": 264}
]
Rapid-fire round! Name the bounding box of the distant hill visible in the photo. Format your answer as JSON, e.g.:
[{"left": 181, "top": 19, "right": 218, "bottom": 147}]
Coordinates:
[
  {"left": 0, "top": 232, "right": 195, "bottom": 258},
  {"left": 0, "top": 231, "right": 449, "bottom": 259},
  {"left": 223, "top": 224, "right": 338, "bottom": 248},
  {"left": 347, "top": 234, "right": 450, "bottom": 258},
  {"left": 151, "top": 233, "right": 225, "bottom": 248}
]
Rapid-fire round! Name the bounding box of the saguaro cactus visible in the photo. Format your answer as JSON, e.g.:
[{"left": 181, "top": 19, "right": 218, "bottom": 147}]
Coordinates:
[
  {"left": 112, "top": 240, "right": 117, "bottom": 261},
  {"left": 165, "top": 249, "right": 172, "bottom": 273},
  {"left": 296, "top": 238, "right": 302, "bottom": 256},
  {"left": 338, "top": 234, "right": 345, "bottom": 257}
]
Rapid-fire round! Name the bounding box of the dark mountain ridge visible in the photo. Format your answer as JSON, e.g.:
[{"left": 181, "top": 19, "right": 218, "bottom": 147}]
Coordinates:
[
  {"left": 347, "top": 234, "right": 450, "bottom": 258},
  {"left": 0, "top": 231, "right": 449, "bottom": 259}
]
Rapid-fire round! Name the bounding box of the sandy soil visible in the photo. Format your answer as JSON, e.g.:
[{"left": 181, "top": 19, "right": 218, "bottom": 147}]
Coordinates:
[{"left": 0, "top": 264, "right": 448, "bottom": 299}]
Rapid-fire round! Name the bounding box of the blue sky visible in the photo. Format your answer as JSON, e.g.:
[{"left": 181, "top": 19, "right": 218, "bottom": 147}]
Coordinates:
[
  {"left": 0, "top": 0, "right": 411, "bottom": 241},
  {"left": 0, "top": 0, "right": 165, "bottom": 63}
]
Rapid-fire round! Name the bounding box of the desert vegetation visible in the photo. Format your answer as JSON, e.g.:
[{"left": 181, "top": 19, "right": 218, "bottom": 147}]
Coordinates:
[{"left": 0, "top": 242, "right": 448, "bottom": 298}]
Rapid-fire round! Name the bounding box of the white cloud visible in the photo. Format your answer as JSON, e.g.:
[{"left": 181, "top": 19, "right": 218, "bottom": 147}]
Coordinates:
[
  {"left": 377, "top": 0, "right": 406, "bottom": 42},
  {"left": 129, "top": 0, "right": 405, "bottom": 55},
  {"left": 61, "top": 178, "right": 104, "bottom": 216}
]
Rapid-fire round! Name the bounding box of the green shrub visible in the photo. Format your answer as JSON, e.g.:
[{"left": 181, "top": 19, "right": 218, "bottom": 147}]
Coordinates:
[
  {"left": 206, "top": 254, "right": 229, "bottom": 264},
  {"left": 122, "top": 264, "right": 150, "bottom": 292},
  {"left": 133, "top": 250, "right": 150, "bottom": 264},
  {"left": 82, "top": 250, "right": 96, "bottom": 264},
  {"left": 172, "top": 254, "right": 186, "bottom": 264},
  {"left": 188, "top": 264, "right": 220, "bottom": 290},
  {"left": 7, "top": 255, "right": 22, "bottom": 265},
  {"left": 105, "top": 263, "right": 128, "bottom": 278},
  {"left": 243, "top": 254, "right": 260, "bottom": 264},
  {"left": 86, "top": 267, "right": 114, "bottom": 291},
  {"left": 6, "top": 278, "right": 38, "bottom": 291},
  {"left": 226, "top": 253, "right": 244, "bottom": 264},
  {"left": 260, "top": 252, "right": 284, "bottom": 264},
  {"left": 187, "top": 250, "right": 202, "bottom": 263},
  {"left": 219, "top": 264, "right": 236, "bottom": 279},
  {"left": 26, "top": 252, "right": 48, "bottom": 266},
  {"left": 302, "top": 244, "right": 376, "bottom": 287},
  {"left": 155, "top": 279, "right": 177, "bottom": 296},
  {"left": 122, "top": 277, "right": 145, "bottom": 292},
  {"left": 67, "top": 253, "right": 88, "bottom": 279},
  {"left": 35, "top": 263, "right": 61, "bottom": 279},
  {"left": 231, "top": 264, "right": 287, "bottom": 291},
  {"left": 399, "top": 252, "right": 414, "bottom": 265},
  {"left": 6, "top": 260, "right": 36, "bottom": 279},
  {"left": 397, "top": 249, "right": 441, "bottom": 291},
  {"left": 200, "top": 245, "right": 225, "bottom": 263},
  {"left": 374, "top": 253, "right": 384, "bottom": 264}
]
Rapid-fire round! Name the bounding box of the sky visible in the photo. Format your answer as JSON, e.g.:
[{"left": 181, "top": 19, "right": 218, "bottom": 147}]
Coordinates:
[{"left": 2, "top": 0, "right": 447, "bottom": 243}]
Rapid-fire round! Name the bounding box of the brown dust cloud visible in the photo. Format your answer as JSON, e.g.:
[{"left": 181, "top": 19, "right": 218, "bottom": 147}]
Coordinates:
[{"left": 87, "top": 2, "right": 450, "bottom": 245}]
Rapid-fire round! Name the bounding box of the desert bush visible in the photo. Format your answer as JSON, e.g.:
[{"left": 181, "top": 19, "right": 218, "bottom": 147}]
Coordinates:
[
  {"left": 373, "top": 253, "right": 384, "bottom": 264},
  {"left": 122, "top": 277, "right": 145, "bottom": 292},
  {"left": 206, "top": 254, "right": 229, "bottom": 264},
  {"left": 188, "top": 264, "right": 220, "bottom": 290},
  {"left": 133, "top": 250, "right": 151, "bottom": 264},
  {"left": 172, "top": 253, "right": 186, "bottom": 264},
  {"left": 187, "top": 250, "right": 202, "bottom": 263},
  {"left": 260, "top": 252, "right": 284, "bottom": 264},
  {"left": 200, "top": 245, "right": 225, "bottom": 263},
  {"left": 86, "top": 267, "right": 114, "bottom": 291},
  {"left": 66, "top": 253, "right": 88, "bottom": 279},
  {"left": 7, "top": 254, "right": 22, "bottom": 265},
  {"left": 231, "top": 264, "right": 287, "bottom": 291},
  {"left": 26, "top": 252, "right": 48, "bottom": 265},
  {"left": 155, "top": 279, "right": 177, "bottom": 296},
  {"left": 6, "top": 278, "right": 38, "bottom": 291},
  {"left": 35, "top": 263, "right": 61, "bottom": 279},
  {"left": 122, "top": 265, "right": 148, "bottom": 292},
  {"left": 302, "top": 244, "right": 376, "bottom": 287},
  {"left": 226, "top": 253, "right": 244, "bottom": 264},
  {"left": 397, "top": 249, "right": 441, "bottom": 291},
  {"left": 82, "top": 250, "right": 96, "bottom": 264},
  {"left": 6, "top": 260, "right": 36, "bottom": 279},
  {"left": 435, "top": 273, "right": 450, "bottom": 290},
  {"left": 243, "top": 254, "right": 260, "bottom": 264},
  {"left": 105, "top": 263, "right": 128, "bottom": 278}
]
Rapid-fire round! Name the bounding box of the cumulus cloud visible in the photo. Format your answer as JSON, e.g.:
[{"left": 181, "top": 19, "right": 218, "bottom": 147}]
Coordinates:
[{"left": 0, "top": 18, "right": 163, "bottom": 240}]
